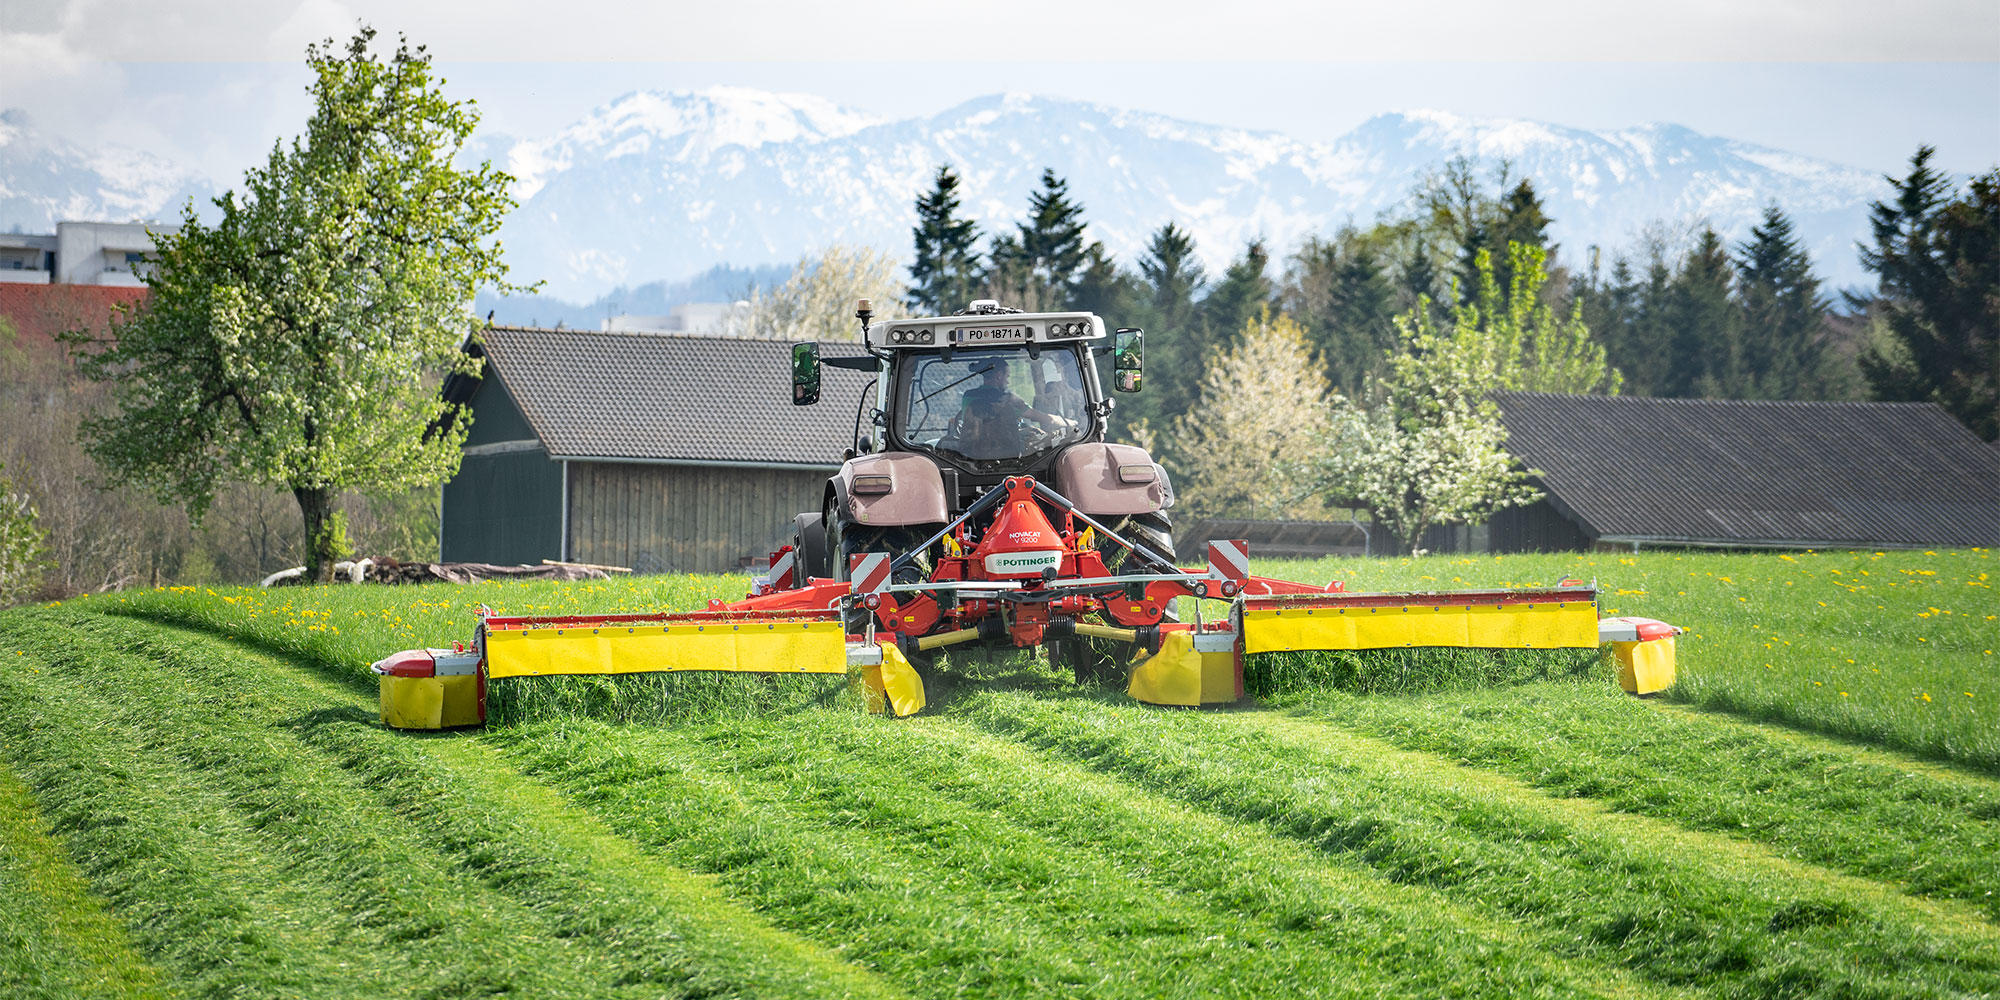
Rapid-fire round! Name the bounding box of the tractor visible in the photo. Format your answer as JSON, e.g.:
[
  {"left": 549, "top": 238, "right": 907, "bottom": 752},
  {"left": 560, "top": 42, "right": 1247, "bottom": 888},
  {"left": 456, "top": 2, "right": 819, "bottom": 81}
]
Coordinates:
[
  {"left": 781, "top": 298, "right": 1177, "bottom": 679},
  {"left": 369, "top": 300, "right": 1684, "bottom": 729}
]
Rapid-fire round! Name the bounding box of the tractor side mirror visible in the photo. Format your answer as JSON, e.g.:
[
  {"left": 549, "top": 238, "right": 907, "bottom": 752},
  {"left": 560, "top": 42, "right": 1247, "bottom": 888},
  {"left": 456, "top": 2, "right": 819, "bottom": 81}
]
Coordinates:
[
  {"left": 791, "top": 341, "right": 821, "bottom": 406},
  {"left": 1113, "top": 328, "right": 1143, "bottom": 393}
]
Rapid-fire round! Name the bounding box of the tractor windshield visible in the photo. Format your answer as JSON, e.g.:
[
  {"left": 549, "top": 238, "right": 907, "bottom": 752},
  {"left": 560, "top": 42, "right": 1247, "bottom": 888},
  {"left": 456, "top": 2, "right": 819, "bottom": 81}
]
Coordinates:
[{"left": 900, "top": 348, "right": 1089, "bottom": 465}]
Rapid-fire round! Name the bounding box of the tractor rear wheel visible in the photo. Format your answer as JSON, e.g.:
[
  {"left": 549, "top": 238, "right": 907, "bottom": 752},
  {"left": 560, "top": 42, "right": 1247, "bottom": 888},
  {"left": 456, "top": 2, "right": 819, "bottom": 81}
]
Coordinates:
[{"left": 828, "top": 514, "right": 939, "bottom": 632}]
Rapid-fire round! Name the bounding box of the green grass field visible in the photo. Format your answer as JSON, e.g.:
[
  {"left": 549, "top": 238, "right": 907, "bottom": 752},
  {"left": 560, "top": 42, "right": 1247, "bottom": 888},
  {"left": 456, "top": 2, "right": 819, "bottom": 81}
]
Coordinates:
[{"left": 1, "top": 547, "right": 1995, "bottom": 998}]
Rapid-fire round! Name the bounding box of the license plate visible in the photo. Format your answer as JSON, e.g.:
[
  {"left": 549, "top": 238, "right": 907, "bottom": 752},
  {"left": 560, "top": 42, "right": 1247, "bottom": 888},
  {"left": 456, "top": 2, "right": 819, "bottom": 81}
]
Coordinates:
[{"left": 954, "top": 324, "right": 1030, "bottom": 344}]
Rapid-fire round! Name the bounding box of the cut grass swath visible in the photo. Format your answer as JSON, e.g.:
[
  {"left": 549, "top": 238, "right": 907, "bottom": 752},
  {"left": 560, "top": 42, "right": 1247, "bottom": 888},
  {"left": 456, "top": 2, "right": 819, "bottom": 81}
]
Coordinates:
[
  {"left": 955, "top": 690, "right": 2000, "bottom": 999},
  {"left": 1268, "top": 681, "right": 2000, "bottom": 918},
  {"left": 0, "top": 761, "right": 167, "bottom": 1000},
  {"left": 492, "top": 713, "right": 1673, "bottom": 999},
  {"left": 0, "top": 611, "right": 902, "bottom": 1000}
]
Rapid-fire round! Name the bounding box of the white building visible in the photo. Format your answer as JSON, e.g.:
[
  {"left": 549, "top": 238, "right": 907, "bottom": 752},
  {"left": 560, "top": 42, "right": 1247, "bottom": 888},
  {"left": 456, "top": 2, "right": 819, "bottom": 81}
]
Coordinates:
[{"left": 0, "top": 222, "right": 178, "bottom": 286}]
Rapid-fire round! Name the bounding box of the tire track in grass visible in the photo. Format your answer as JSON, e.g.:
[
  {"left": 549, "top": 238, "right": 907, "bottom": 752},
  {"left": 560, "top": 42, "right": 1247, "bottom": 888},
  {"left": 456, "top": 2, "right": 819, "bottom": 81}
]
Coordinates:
[
  {"left": 0, "top": 760, "right": 167, "bottom": 1000},
  {"left": 532, "top": 712, "right": 1695, "bottom": 1000},
  {"left": 956, "top": 691, "right": 2000, "bottom": 1000},
  {"left": 7, "top": 611, "right": 903, "bottom": 1000},
  {"left": 1266, "top": 684, "right": 2000, "bottom": 918}
]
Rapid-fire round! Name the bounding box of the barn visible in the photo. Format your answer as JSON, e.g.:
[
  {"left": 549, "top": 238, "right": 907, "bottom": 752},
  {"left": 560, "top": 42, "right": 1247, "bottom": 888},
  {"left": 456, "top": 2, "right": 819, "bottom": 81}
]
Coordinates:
[
  {"left": 1457, "top": 392, "right": 2000, "bottom": 552},
  {"left": 440, "top": 326, "right": 868, "bottom": 573}
]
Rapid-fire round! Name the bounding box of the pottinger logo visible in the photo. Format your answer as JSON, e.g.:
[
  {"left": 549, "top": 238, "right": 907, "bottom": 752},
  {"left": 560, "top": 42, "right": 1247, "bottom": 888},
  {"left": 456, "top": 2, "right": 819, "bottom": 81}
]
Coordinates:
[{"left": 985, "top": 550, "right": 1063, "bottom": 575}]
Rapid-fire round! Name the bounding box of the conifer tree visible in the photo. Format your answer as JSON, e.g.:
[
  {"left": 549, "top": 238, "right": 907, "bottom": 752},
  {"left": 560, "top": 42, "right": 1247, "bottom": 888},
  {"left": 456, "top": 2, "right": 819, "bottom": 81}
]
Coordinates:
[
  {"left": 1858, "top": 147, "right": 1999, "bottom": 440},
  {"left": 1201, "top": 240, "right": 1272, "bottom": 355},
  {"left": 1664, "top": 229, "right": 1740, "bottom": 397},
  {"left": 907, "top": 164, "right": 983, "bottom": 314},
  {"left": 1017, "top": 168, "right": 1093, "bottom": 303},
  {"left": 1124, "top": 223, "right": 1208, "bottom": 433},
  {"left": 1734, "top": 204, "right": 1831, "bottom": 398},
  {"left": 1283, "top": 228, "right": 1398, "bottom": 393},
  {"left": 1489, "top": 180, "right": 1554, "bottom": 297}
]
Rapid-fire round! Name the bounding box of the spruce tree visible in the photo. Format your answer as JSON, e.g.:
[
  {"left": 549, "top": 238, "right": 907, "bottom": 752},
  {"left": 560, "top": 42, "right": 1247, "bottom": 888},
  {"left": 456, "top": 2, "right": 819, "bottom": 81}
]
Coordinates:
[
  {"left": 1201, "top": 240, "right": 1272, "bottom": 356},
  {"left": 1283, "top": 228, "right": 1398, "bottom": 393},
  {"left": 1490, "top": 180, "right": 1554, "bottom": 296},
  {"left": 1665, "top": 229, "right": 1742, "bottom": 397},
  {"left": 907, "top": 164, "right": 983, "bottom": 314},
  {"left": 1128, "top": 222, "right": 1208, "bottom": 432},
  {"left": 1016, "top": 168, "right": 1092, "bottom": 304},
  {"left": 1734, "top": 204, "right": 1831, "bottom": 398},
  {"left": 1858, "top": 147, "right": 1999, "bottom": 440}
]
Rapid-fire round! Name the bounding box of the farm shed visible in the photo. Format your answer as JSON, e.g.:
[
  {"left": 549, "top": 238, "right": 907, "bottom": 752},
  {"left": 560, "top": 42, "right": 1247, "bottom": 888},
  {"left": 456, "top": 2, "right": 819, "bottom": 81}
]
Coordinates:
[
  {"left": 441, "top": 326, "right": 867, "bottom": 573},
  {"left": 1454, "top": 392, "right": 2000, "bottom": 552}
]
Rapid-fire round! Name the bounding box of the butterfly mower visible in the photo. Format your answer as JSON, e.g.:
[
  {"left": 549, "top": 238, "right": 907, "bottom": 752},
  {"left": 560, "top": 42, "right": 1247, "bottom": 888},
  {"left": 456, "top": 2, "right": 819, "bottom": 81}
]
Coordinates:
[{"left": 374, "top": 301, "right": 1680, "bottom": 729}]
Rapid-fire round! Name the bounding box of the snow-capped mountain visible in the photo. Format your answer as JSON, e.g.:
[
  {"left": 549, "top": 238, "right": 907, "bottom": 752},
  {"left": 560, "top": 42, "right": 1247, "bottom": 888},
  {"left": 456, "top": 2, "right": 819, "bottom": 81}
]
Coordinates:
[
  {"left": 493, "top": 89, "right": 1888, "bottom": 301},
  {"left": 0, "top": 89, "right": 1890, "bottom": 300},
  {"left": 0, "top": 111, "right": 211, "bottom": 231}
]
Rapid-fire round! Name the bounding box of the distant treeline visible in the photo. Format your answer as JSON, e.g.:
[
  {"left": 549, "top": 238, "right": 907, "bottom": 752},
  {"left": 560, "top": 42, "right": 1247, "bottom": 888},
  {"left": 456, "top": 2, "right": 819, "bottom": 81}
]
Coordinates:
[{"left": 905, "top": 148, "right": 1998, "bottom": 443}]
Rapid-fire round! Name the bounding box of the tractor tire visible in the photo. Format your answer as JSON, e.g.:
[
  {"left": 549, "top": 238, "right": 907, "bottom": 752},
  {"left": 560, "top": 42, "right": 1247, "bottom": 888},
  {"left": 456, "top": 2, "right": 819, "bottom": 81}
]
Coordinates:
[
  {"left": 792, "top": 512, "right": 831, "bottom": 580},
  {"left": 828, "top": 514, "right": 939, "bottom": 632}
]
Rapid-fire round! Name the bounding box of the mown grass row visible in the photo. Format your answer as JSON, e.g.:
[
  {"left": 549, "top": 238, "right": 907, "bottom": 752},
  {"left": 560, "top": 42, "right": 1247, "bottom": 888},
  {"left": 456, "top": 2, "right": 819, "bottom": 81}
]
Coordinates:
[
  {"left": 0, "top": 610, "right": 900, "bottom": 1000},
  {"left": 950, "top": 689, "right": 2000, "bottom": 998},
  {"left": 1249, "top": 547, "right": 1999, "bottom": 769},
  {"left": 0, "top": 760, "right": 166, "bottom": 1000},
  {"left": 85, "top": 547, "right": 1999, "bottom": 765},
  {"left": 1262, "top": 680, "right": 2000, "bottom": 918},
  {"left": 489, "top": 714, "right": 1652, "bottom": 999}
]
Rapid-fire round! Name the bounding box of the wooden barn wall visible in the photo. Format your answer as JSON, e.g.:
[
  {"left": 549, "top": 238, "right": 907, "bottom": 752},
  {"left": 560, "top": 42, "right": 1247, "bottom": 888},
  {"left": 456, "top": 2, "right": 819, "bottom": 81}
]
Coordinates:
[
  {"left": 569, "top": 463, "right": 832, "bottom": 574},
  {"left": 1485, "top": 498, "right": 1593, "bottom": 553},
  {"left": 441, "top": 450, "right": 563, "bottom": 565}
]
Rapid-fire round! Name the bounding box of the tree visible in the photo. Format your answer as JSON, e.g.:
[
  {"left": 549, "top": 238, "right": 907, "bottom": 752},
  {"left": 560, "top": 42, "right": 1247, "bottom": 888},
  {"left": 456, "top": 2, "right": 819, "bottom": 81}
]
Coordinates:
[
  {"left": 985, "top": 168, "right": 1099, "bottom": 309},
  {"left": 1400, "top": 243, "right": 1622, "bottom": 396},
  {"left": 1167, "top": 310, "right": 1331, "bottom": 520},
  {"left": 1200, "top": 239, "right": 1272, "bottom": 354},
  {"left": 1119, "top": 222, "right": 1208, "bottom": 437},
  {"left": 1663, "top": 228, "right": 1740, "bottom": 397},
  {"left": 1300, "top": 281, "right": 1554, "bottom": 553},
  {"left": 0, "top": 461, "right": 49, "bottom": 605},
  {"left": 726, "top": 244, "right": 909, "bottom": 341},
  {"left": 1735, "top": 204, "right": 1834, "bottom": 398},
  {"left": 1487, "top": 179, "right": 1555, "bottom": 298},
  {"left": 65, "top": 28, "right": 522, "bottom": 581},
  {"left": 1858, "top": 147, "right": 2000, "bottom": 440},
  {"left": 907, "top": 164, "right": 983, "bottom": 314},
  {"left": 1298, "top": 241, "right": 1614, "bottom": 552},
  {"left": 1282, "top": 227, "right": 1399, "bottom": 393}
]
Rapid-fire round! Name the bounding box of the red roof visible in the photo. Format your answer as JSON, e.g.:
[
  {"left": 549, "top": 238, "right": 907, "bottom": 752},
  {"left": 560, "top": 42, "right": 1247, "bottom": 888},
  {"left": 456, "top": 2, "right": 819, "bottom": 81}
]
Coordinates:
[{"left": 0, "top": 283, "right": 149, "bottom": 356}]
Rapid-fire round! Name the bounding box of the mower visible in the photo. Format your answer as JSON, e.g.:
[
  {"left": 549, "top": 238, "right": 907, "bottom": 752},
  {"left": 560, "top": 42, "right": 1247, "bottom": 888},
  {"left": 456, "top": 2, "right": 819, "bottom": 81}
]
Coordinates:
[{"left": 374, "top": 301, "right": 1680, "bottom": 728}]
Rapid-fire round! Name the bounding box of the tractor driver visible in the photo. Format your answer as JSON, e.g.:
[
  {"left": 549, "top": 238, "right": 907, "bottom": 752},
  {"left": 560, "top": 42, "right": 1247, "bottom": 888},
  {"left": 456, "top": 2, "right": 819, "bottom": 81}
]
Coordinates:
[{"left": 953, "top": 362, "right": 1070, "bottom": 457}]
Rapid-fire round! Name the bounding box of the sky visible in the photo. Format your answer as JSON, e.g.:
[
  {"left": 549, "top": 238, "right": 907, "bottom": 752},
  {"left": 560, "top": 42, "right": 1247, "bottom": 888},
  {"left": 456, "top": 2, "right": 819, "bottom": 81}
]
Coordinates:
[{"left": 2, "top": 0, "right": 1997, "bottom": 186}]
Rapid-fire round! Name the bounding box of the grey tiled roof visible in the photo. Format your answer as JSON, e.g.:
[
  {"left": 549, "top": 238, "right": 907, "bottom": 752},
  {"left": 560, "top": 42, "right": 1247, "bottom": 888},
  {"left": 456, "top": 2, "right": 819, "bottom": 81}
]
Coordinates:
[
  {"left": 477, "top": 326, "right": 871, "bottom": 466},
  {"left": 1495, "top": 392, "right": 2000, "bottom": 548}
]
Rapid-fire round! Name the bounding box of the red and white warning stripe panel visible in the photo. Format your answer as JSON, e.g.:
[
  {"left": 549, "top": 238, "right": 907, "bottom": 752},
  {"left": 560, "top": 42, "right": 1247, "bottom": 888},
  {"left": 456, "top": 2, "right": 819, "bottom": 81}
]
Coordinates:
[
  {"left": 849, "top": 552, "right": 892, "bottom": 595},
  {"left": 768, "top": 548, "right": 797, "bottom": 590},
  {"left": 1206, "top": 539, "right": 1249, "bottom": 582}
]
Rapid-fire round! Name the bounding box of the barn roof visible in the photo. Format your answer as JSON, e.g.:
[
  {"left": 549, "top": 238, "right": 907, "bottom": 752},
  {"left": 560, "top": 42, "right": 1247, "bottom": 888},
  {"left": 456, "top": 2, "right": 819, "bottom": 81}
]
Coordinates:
[
  {"left": 474, "top": 326, "right": 870, "bottom": 467},
  {"left": 1494, "top": 392, "right": 2000, "bottom": 548}
]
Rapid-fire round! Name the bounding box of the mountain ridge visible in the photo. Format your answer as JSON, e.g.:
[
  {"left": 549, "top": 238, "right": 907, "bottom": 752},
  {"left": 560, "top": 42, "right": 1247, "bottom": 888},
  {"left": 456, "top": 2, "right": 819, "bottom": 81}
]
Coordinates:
[{"left": 0, "top": 91, "right": 1889, "bottom": 300}]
